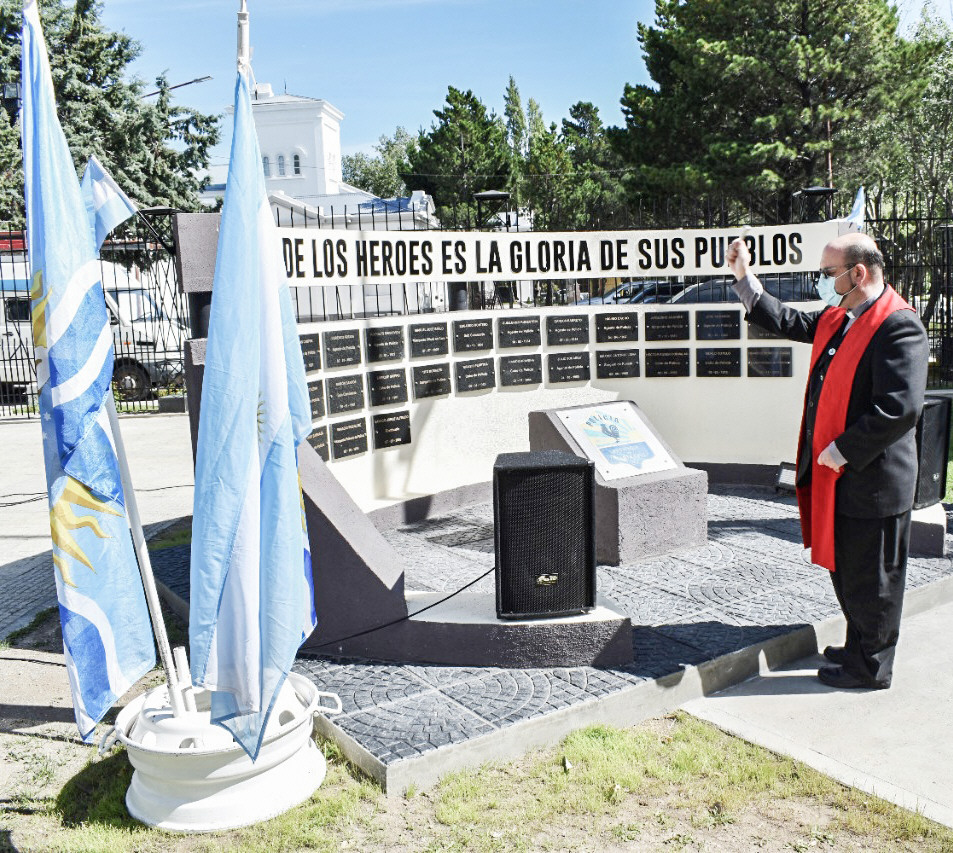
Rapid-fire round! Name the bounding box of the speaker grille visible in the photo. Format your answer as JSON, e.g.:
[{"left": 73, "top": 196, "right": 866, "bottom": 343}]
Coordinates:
[{"left": 494, "top": 452, "right": 595, "bottom": 619}]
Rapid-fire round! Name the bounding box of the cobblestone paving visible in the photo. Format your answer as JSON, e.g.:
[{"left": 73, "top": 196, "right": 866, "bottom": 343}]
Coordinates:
[{"left": 146, "top": 486, "right": 953, "bottom": 770}]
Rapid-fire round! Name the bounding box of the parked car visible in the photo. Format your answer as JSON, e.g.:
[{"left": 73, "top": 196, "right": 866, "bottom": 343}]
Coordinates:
[
  {"left": 667, "top": 273, "right": 818, "bottom": 304},
  {"left": 574, "top": 281, "right": 645, "bottom": 305},
  {"left": 627, "top": 280, "right": 686, "bottom": 304}
]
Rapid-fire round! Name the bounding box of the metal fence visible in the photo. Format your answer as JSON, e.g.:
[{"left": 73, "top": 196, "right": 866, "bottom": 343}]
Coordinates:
[{"left": 0, "top": 211, "right": 189, "bottom": 418}]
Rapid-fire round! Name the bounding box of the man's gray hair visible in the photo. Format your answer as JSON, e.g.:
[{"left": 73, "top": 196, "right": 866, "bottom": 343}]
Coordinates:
[{"left": 844, "top": 240, "right": 885, "bottom": 274}]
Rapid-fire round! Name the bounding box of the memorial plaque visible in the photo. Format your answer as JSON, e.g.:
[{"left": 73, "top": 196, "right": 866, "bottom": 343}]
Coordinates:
[
  {"left": 368, "top": 368, "right": 408, "bottom": 407},
  {"left": 696, "top": 347, "right": 741, "bottom": 377},
  {"left": 373, "top": 411, "right": 412, "bottom": 449},
  {"left": 645, "top": 311, "right": 690, "bottom": 341},
  {"left": 323, "top": 329, "right": 362, "bottom": 368},
  {"left": 308, "top": 380, "right": 325, "bottom": 420},
  {"left": 546, "top": 314, "right": 589, "bottom": 346},
  {"left": 695, "top": 310, "right": 741, "bottom": 341},
  {"left": 747, "top": 323, "right": 783, "bottom": 339},
  {"left": 412, "top": 363, "right": 452, "bottom": 399},
  {"left": 595, "top": 312, "right": 639, "bottom": 343},
  {"left": 325, "top": 374, "right": 365, "bottom": 415},
  {"left": 307, "top": 426, "right": 329, "bottom": 462},
  {"left": 299, "top": 333, "right": 322, "bottom": 373},
  {"left": 365, "top": 326, "right": 405, "bottom": 363},
  {"left": 748, "top": 347, "right": 793, "bottom": 377},
  {"left": 453, "top": 319, "right": 494, "bottom": 353},
  {"left": 596, "top": 349, "right": 640, "bottom": 379},
  {"left": 409, "top": 322, "right": 449, "bottom": 357},
  {"left": 330, "top": 418, "right": 367, "bottom": 460},
  {"left": 548, "top": 351, "right": 591, "bottom": 383},
  {"left": 645, "top": 348, "right": 690, "bottom": 377},
  {"left": 455, "top": 358, "right": 496, "bottom": 392},
  {"left": 498, "top": 316, "right": 541, "bottom": 348},
  {"left": 500, "top": 354, "right": 542, "bottom": 387}
]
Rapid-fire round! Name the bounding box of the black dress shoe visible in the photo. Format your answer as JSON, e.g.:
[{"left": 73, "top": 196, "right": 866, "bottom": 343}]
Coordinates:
[
  {"left": 823, "top": 645, "right": 849, "bottom": 665},
  {"left": 817, "top": 665, "right": 889, "bottom": 690}
]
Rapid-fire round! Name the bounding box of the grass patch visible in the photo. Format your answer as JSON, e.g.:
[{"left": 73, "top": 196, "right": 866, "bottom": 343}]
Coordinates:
[
  {"left": 3, "top": 606, "right": 58, "bottom": 647},
  {"left": 147, "top": 517, "right": 192, "bottom": 552}
]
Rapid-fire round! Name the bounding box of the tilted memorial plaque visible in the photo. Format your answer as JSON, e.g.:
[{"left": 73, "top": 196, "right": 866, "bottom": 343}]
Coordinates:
[
  {"left": 500, "top": 354, "right": 542, "bottom": 387},
  {"left": 596, "top": 349, "right": 640, "bottom": 379},
  {"left": 368, "top": 368, "right": 408, "bottom": 407},
  {"left": 695, "top": 310, "right": 741, "bottom": 341},
  {"left": 325, "top": 374, "right": 365, "bottom": 415},
  {"left": 308, "top": 380, "right": 325, "bottom": 420},
  {"left": 453, "top": 319, "right": 494, "bottom": 353},
  {"left": 323, "top": 329, "right": 362, "bottom": 368},
  {"left": 365, "top": 326, "right": 405, "bottom": 363},
  {"left": 548, "top": 351, "right": 591, "bottom": 383},
  {"left": 696, "top": 347, "right": 741, "bottom": 377},
  {"left": 498, "top": 316, "right": 541, "bottom": 348},
  {"left": 595, "top": 312, "right": 639, "bottom": 343},
  {"left": 299, "top": 333, "right": 322, "bottom": 374},
  {"left": 412, "top": 363, "right": 452, "bottom": 399},
  {"left": 455, "top": 358, "right": 496, "bottom": 392},
  {"left": 546, "top": 314, "right": 589, "bottom": 346},
  {"left": 747, "top": 347, "right": 793, "bottom": 377},
  {"left": 645, "top": 348, "right": 690, "bottom": 377},
  {"left": 645, "top": 311, "right": 690, "bottom": 342},
  {"left": 330, "top": 417, "right": 368, "bottom": 460},
  {"left": 307, "top": 425, "right": 329, "bottom": 462},
  {"left": 409, "top": 322, "right": 449, "bottom": 358},
  {"left": 373, "top": 410, "right": 412, "bottom": 449}
]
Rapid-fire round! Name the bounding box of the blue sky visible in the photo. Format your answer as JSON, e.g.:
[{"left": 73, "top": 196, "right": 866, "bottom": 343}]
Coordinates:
[{"left": 99, "top": 0, "right": 948, "bottom": 171}]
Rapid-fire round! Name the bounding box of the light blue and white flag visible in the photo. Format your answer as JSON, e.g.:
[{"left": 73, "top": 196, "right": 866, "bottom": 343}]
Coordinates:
[
  {"left": 189, "top": 66, "right": 314, "bottom": 761},
  {"left": 80, "top": 155, "right": 137, "bottom": 254},
  {"left": 21, "top": 0, "right": 155, "bottom": 742},
  {"left": 847, "top": 186, "right": 865, "bottom": 232}
]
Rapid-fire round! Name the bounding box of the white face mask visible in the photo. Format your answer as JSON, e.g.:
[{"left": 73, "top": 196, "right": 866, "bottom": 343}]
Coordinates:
[{"left": 816, "top": 266, "right": 857, "bottom": 307}]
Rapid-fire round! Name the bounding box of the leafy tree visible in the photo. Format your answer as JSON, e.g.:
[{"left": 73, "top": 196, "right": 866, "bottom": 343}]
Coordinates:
[
  {"left": 0, "top": 0, "right": 219, "bottom": 230},
  {"left": 405, "top": 85, "right": 509, "bottom": 222},
  {"left": 524, "top": 116, "right": 574, "bottom": 229},
  {"left": 614, "top": 0, "right": 937, "bottom": 219},
  {"left": 342, "top": 126, "right": 418, "bottom": 199},
  {"left": 502, "top": 76, "right": 526, "bottom": 204}
]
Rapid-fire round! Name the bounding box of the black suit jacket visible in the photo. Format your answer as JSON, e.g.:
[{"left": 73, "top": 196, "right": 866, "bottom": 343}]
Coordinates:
[{"left": 748, "top": 289, "right": 929, "bottom": 518}]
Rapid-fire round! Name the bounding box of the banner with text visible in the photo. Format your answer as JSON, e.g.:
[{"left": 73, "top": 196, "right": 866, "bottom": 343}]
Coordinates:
[{"left": 279, "top": 221, "right": 842, "bottom": 287}]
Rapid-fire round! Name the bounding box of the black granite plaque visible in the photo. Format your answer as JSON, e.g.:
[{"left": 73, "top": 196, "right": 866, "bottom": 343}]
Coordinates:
[
  {"left": 325, "top": 374, "right": 365, "bottom": 415},
  {"left": 747, "top": 347, "right": 793, "bottom": 377},
  {"left": 645, "top": 311, "right": 690, "bottom": 341},
  {"left": 595, "top": 313, "right": 639, "bottom": 344},
  {"left": 548, "top": 351, "right": 591, "bottom": 383},
  {"left": 453, "top": 319, "right": 494, "bottom": 353},
  {"left": 500, "top": 354, "right": 542, "bottom": 387},
  {"left": 747, "top": 323, "right": 783, "bottom": 339},
  {"left": 455, "top": 358, "right": 496, "bottom": 392},
  {"left": 498, "top": 316, "right": 542, "bottom": 348},
  {"left": 365, "top": 326, "right": 405, "bottom": 363},
  {"left": 546, "top": 314, "right": 589, "bottom": 346},
  {"left": 696, "top": 347, "right": 742, "bottom": 377},
  {"left": 412, "top": 363, "right": 452, "bottom": 399},
  {"left": 696, "top": 310, "right": 741, "bottom": 341},
  {"left": 368, "top": 368, "right": 408, "bottom": 407},
  {"left": 323, "top": 329, "right": 362, "bottom": 368},
  {"left": 308, "top": 380, "right": 325, "bottom": 420},
  {"left": 596, "top": 349, "right": 640, "bottom": 379},
  {"left": 645, "top": 348, "right": 690, "bottom": 377},
  {"left": 373, "top": 411, "right": 412, "bottom": 449},
  {"left": 299, "top": 333, "right": 322, "bottom": 373},
  {"left": 330, "top": 418, "right": 367, "bottom": 459},
  {"left": 307, "top": 425, "right": 329, "bottom": 462},
  {"left": 409, "top": 322, "right": 449, "bottom": 358}
]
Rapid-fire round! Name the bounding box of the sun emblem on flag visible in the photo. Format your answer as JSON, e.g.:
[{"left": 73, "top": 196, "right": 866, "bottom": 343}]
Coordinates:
[
  {"left": 50, "top": 477, "right": 121, "bottom": 587},
  {"left": 257, "top": 395, "right": 266, "bottom": 442},
  {"left": 30, "top": 270, "right": 50, "bottom": 385}
]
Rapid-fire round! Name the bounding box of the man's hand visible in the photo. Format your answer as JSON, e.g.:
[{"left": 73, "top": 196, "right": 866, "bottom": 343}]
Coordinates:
[
  {"left": 727, "top": 237, "right": 750, "bottom": 281},
  {"left": 817, "top": 442, "right": 845, "bottom": 472}
]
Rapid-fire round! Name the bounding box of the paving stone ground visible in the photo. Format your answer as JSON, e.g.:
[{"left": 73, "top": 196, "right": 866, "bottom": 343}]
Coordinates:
[{"left": 146, "top": 486, "right": 953, "bottom": 789}]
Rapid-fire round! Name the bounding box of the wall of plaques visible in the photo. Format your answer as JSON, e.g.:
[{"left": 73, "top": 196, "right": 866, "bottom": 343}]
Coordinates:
[{"left": 299, "top": 306, "right": 805, "bottom": 508}]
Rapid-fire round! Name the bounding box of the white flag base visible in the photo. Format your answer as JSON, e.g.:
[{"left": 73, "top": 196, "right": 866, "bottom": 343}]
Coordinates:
[{"left": 112, "top": 672, "right": 327, "bottom": 832}]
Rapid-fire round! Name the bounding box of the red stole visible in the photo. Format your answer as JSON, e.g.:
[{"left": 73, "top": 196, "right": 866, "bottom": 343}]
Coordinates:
[{"left": 796, "top": 285, "right": 912, "bottom": 571}]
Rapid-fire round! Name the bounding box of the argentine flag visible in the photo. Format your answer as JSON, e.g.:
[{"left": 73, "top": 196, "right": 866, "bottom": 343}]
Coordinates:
[
  {"left": 21, "top": 0, "right": 155, "bottom": 741},
  {"left": 847, "top": 186, "right": 865, "bottom": 232},
  {"left": 80, "top": 155, "right": 137, "bottom": 254},
  {"left": 189, "top": 66, "right": 314, "bottom": 761}
]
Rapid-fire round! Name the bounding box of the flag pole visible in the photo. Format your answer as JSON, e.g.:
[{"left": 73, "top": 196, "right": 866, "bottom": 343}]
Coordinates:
[{"left": 106, "top": 395, "right": 185, "bottom": 716}]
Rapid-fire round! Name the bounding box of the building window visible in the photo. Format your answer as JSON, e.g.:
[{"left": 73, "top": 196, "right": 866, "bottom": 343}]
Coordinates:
[
  {"left": 277, "top": 155, "right": 286, "bottom": 177},
  {"left": 293, "top": 154, "right": 301, "bottom": 175},
  {"left": 262, "top": 156, "right": 270, "bottom": 177}
]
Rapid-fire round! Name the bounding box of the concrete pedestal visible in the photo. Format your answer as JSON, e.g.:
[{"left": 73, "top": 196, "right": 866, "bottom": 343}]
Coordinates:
[{"left": 911, "top": 502, "right": 948, "bottom": 557}]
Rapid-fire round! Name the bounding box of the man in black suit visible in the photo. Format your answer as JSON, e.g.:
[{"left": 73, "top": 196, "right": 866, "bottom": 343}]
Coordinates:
[{"left": 727, "top": 231, "right": 929, "bottom": 689}]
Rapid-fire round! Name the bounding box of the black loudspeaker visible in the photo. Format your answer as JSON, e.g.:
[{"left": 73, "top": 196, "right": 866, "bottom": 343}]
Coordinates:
[
  {"left": 914, "top": 394, "right": 952, "bottom": 509},
  {"left": 493, "top": 450, "right": 596, "bottom": 619}
]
